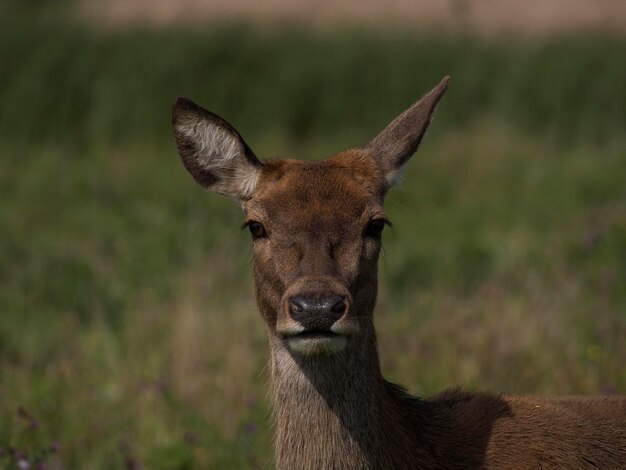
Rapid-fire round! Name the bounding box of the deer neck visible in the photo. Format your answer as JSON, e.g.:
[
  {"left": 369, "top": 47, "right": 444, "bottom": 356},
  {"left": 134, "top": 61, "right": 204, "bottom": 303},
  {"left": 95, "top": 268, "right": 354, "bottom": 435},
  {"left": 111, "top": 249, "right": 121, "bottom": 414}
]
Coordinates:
[{"left": 268, "top": 323, "right": 411, "bottom": 469}]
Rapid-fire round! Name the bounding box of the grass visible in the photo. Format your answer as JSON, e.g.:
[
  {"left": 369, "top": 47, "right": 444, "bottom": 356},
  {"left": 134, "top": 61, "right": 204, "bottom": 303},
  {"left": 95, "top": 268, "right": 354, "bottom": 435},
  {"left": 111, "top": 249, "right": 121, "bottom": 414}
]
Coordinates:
[
  {"left": 1, "top": 22, "right": 626, "bottom": 147},
  {"left": 0, "top": 19, "right": 625, "bottom": 468}
]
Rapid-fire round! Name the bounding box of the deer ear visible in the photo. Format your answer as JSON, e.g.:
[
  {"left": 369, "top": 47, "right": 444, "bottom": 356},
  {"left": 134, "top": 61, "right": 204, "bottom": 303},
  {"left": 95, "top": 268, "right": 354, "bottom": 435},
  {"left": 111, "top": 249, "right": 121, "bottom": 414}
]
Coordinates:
[
  {"left": 172, "top": 97, "right": 262, "bottom": 200},
  {"left": 366, "top": 76, "right": 449, "bottom": 190}
]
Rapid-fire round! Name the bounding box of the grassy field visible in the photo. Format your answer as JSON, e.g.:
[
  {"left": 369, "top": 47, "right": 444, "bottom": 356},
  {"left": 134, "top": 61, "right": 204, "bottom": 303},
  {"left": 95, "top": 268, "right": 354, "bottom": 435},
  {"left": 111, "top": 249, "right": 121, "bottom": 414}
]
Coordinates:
[{"left": 1, "top": 18, "right": 625, "bottom": 468}]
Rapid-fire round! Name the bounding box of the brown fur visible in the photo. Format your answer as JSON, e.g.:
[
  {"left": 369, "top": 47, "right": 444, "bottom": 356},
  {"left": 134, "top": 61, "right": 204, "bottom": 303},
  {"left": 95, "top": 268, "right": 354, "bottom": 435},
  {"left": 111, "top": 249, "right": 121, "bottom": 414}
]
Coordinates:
[{"left": 172, "top": 77, "right": 626, "bottom": 469}]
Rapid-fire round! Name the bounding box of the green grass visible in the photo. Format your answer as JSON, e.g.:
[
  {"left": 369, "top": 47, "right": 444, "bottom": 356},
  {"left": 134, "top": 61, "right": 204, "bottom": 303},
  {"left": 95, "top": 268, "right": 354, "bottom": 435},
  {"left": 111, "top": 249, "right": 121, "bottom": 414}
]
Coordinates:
[
  {"left": 1, "top": 20, "right": 625, "bottom": 468},
  {"left": 1, "top": 22, "right": 626, "bottom": 147}
]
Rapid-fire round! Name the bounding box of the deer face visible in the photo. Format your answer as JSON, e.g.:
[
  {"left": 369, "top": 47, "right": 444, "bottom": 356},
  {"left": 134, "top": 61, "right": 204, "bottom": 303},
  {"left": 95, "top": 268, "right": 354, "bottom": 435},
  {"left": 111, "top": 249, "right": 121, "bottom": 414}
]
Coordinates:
[
  {"left": 242, "top": 154, "right": 387, "bottom": 355},
  {"left": 172, "top": 77, "right": 448, "bottom": 356}
]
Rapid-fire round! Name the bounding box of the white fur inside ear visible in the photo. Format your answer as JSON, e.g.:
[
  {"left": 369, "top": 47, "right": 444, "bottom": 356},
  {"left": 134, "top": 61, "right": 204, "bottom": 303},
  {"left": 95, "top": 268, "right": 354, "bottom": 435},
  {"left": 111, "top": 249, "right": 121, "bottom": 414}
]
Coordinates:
[
  {"left": 177, "top": 120, "right": 240, "bottom": 169},
  {"left": 197, "top": 126, "right": 240, "bottom": 169},
  {"left": 177, "top": 120, "right": 260, "bottom": 199}
]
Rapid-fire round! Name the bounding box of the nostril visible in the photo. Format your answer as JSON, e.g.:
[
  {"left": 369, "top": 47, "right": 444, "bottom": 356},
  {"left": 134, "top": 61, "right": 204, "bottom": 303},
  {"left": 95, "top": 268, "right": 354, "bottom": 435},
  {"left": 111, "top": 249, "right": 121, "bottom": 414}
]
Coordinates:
[
  {"left": 290, "top": 297, "right": 305, "bottom": 314},
  {"left": 330, "top": 299, "right": 347, "bottom": 315}
]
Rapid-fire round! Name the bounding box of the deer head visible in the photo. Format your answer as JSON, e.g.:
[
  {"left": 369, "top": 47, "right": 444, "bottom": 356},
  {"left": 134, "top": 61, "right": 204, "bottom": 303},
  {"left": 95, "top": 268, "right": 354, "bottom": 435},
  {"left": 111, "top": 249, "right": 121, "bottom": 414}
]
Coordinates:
[{"left": 172, "top": 77, "right": 449, "bottom": 358}]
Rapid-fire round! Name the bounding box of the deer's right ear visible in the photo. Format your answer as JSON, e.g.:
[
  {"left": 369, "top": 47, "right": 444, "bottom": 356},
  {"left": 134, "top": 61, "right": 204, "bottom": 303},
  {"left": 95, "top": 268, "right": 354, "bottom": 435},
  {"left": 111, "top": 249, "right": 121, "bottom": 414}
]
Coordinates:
[
  {"left": 172, "top": 97, "right": 262, "bottom": 201},
  {"left": 366, "top": 76, "right": 449, "bottom": 192}
]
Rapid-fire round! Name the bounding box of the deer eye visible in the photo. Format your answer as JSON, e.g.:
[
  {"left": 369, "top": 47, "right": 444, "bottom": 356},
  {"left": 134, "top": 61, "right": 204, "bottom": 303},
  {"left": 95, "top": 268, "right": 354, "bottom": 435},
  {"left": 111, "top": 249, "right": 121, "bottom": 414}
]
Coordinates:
[
  {"left": 245, "top": 221, "right": 266, "bottom": 239},
  {"left": 365, "top": 219, "right": 387, "bottom": 238}
]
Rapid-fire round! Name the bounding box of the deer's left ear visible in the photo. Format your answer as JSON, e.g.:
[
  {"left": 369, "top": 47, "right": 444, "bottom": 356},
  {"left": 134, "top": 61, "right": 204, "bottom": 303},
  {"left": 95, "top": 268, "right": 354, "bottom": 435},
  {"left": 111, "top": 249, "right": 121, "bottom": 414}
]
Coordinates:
[
  {"left": 366, "top": 76, "right": 449, "bottom": 191},
  {"left": 172, "top": 97, "right": 262, "bottom": 201}
]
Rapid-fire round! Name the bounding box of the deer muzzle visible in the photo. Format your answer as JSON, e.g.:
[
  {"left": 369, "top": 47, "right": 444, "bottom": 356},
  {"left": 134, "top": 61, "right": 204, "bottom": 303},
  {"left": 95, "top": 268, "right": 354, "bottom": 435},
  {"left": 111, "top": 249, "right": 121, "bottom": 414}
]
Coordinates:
[{"left": 277, "top": 280, "right": 358, "bottom": 356}]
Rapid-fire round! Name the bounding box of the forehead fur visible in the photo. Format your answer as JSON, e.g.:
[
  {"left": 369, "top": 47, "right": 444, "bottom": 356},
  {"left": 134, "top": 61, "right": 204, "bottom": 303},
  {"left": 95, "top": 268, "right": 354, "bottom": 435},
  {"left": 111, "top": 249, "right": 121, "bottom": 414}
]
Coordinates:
[
  {"left": 260, "top": 149, "right": 382, "bottom": 196},
  {"left": 246, "top": 149, "right": 385, "bottom": 227}
]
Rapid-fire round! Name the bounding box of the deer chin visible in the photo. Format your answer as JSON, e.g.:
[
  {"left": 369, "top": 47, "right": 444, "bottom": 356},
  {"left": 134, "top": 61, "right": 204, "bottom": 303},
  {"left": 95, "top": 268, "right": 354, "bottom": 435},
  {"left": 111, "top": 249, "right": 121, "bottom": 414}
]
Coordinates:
[{"left": 284, "top": 332, "right": 348, "bottom": 356}]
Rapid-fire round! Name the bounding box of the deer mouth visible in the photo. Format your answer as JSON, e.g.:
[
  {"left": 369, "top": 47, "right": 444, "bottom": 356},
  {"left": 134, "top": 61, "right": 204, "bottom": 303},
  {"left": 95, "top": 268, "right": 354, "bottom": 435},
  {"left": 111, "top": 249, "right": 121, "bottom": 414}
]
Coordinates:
[
  {"left": 282, "top": 330, "right": 348, "bottom": 356},
  {"left": 292, "top": 330, "right": 340, "bottom": 339}
]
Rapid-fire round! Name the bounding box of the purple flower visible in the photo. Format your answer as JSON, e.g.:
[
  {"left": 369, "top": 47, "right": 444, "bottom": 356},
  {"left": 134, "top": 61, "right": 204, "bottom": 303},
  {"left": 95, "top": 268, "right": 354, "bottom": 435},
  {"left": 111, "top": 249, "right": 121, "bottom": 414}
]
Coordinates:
[
  {"left": 245, "top": 422, "right": 257, "bottom": 435},
  {"left": 17, "top": 459, "right": 31, "bottom": 469}
]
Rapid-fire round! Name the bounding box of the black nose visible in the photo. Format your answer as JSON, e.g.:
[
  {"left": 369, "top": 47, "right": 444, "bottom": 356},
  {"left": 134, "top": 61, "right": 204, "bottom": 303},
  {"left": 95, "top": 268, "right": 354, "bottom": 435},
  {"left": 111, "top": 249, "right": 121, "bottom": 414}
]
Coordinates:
[{"left": 289, "top": 295, "right": 347, "bottom": 330}]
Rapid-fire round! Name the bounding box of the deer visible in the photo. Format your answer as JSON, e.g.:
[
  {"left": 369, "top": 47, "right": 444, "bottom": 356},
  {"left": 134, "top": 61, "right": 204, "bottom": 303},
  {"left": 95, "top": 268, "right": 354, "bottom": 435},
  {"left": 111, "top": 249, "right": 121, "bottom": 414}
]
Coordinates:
[{"left": 172, "top": 77, "right": 626, "bottom": 469}]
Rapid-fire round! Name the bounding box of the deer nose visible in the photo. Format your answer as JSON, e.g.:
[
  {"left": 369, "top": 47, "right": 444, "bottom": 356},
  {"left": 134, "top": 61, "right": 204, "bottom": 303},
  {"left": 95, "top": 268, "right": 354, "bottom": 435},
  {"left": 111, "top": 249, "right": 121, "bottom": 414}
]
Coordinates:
[{"left": 289, "top": 295, "right": 347, "bottom": 330}]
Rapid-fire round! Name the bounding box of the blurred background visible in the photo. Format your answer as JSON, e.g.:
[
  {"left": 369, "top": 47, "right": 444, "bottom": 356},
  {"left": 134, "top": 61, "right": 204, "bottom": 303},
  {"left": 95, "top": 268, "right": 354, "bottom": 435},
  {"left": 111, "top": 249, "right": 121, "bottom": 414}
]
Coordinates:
[{"left": 1, "top": 0, "right": 625, "bottom": 467}]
